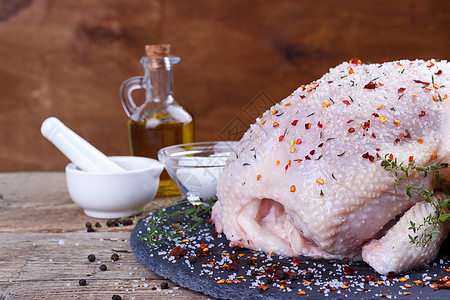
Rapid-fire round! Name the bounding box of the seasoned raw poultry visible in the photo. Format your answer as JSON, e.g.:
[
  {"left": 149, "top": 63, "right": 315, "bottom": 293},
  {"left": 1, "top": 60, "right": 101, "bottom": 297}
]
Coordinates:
[{"left": 212, "top": 59, "right": 450, "bottom": 275}]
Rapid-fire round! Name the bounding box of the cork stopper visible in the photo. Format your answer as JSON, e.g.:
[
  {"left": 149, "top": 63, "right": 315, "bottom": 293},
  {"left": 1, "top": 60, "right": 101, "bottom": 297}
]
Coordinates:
[{"left": 145, "top": 44, "right": 170, "bottom": 58}]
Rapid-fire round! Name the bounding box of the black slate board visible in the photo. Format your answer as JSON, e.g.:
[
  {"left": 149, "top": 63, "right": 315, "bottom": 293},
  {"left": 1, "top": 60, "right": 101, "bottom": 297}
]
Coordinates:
[{"left": 130, "top": 201, "right": 450, "bottom": 299}]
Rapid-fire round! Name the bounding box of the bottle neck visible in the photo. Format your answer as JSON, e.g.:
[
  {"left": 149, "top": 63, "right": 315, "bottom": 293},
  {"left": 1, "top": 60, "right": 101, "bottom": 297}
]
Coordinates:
[
  {"left": 142, "top": 56, "right": 174, "bottom": 104},
  {"left": 149, "top": 67, "right": 173, "bottom": 104}
]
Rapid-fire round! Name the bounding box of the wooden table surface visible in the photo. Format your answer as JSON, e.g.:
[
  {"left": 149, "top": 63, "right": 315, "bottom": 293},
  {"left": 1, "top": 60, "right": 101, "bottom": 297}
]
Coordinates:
[{"left": 0, "top": 172, "right": 213, "bottom": 299}]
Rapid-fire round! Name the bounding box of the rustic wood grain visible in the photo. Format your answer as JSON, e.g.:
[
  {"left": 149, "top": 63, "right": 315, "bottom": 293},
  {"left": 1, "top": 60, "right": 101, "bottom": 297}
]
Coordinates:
[
  {"left": 0, "top": 172, "right": 179, "bottom": 233},
  {"left": 1, "top": 0, "right": 450, "bottom": 172},
  {"left": 0, "top": 172, "right": 210, "bottom": 299},
  {"left": 0, "top": 232, "right": 209, "bottom": 299}
]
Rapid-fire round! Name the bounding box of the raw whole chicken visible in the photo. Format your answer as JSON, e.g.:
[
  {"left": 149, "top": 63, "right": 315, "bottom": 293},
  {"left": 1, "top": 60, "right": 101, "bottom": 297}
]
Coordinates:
[{"left": 212, "top": 59, "right": 450, "bottom": 275}]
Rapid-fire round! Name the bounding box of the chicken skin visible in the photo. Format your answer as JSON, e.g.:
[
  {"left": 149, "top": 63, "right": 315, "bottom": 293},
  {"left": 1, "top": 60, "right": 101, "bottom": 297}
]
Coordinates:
[{"left": 212, "top": 59, "right": 450, "bottom": 274}]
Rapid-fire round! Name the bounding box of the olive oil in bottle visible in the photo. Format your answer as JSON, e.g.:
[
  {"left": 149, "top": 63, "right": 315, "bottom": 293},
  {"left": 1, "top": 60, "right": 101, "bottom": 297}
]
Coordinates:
[
  {"left": 128, "top": 118, "right": 194, "bottom": 197},
  {"left": 121, "top": 44, "right": 194, "bottom": 197}
]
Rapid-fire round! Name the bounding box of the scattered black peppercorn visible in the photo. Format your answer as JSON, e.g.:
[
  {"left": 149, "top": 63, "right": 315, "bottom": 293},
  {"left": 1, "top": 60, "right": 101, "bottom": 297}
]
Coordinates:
[
  {"left": 304, "top": 271, "right": 313, "bottom": 279},
  {"left": 161, "top": 282, "right": 169, "bottom": 289},
  {"left": 288, "top": 271, "right": 298, "bottom": 281},
  {"left": 122, "top": 219, "right": 133, "bottom": 226},
  {"left": 107, "top": 218, "right": 133, "bottom": 227},
  {"left": 194, "top": 247, "right": 203, "bottom": 255},
  {"left": 251, "top": 269, "right": 257, "bottom": 277},
  {"left": 85, "top": 221, "right": 92, "bottom": 228},
  {"left": 275, "top": 269, "right": 286, "bottom": 280},
  {"left": 79, "top": 279, "right": 87, "bottom": 286},
  {"left": 264, "top": 276, "right": 273, "bottom": 284},
  {"left": 342, "top": 257, "right": 350, "bottom": 264},
  {"left": 112, "top": 295, "right": 121, "bottom": 300},
  {"left": 229, "top": 253, "right": 238, "bottom": 262},
  {"left": 87, "top": 227, "right": 95, "bottom": 232},
  {"left": 87, "top": 254, "right": 96, "bottom": 262},
  {"left": 95, "top": 222, "right": 101, "bottom": 228},
  {"left": 245, "top": 258, "right": 254, "bottom": 267},
  {"left": 188, "top": 255, "right": 197, "bottom": 264},
  {"left": 111, "top": 253, "right": 119, "bottom": 262},
  {"left": 99, "top": 264, "right": 107, "bottom": 271}
]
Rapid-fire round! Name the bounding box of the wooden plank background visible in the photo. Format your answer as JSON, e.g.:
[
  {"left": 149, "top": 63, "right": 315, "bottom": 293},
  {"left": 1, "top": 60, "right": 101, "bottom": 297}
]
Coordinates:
[{"left": 1, "top": 0, "right": 450, "bottom": 171}]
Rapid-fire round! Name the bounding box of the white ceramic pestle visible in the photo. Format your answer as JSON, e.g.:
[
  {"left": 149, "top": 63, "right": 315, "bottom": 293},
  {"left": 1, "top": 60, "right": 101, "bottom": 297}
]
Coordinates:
[{"left": 41, "top": 117, "right": 125, "bottom": 173}]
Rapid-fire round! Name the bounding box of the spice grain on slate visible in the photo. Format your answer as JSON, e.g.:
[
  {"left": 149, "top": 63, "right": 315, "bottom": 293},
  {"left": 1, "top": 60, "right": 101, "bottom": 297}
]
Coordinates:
[{"left": 188, "top": 255, "right": 197, "bottom": 264}]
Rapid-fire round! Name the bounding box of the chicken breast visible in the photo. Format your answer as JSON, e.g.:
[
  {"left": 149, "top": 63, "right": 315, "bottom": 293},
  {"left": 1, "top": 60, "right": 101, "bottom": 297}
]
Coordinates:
[{"left": 212, "top": 59, "right": 450, "bottom": 275}]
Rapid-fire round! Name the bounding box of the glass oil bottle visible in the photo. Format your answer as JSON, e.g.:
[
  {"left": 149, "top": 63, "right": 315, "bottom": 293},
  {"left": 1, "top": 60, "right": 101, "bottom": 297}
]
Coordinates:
[{"left": 120, "top": 44, "right": 194, "bottom": 197}]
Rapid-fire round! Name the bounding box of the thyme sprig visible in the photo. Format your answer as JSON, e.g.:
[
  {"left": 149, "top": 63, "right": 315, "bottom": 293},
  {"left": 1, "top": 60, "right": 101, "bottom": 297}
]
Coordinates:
[
  {"left": 378, "top": 154, "right": 449, "bottom": 246},
  {"left": 138, "top": 198, "right": 215, "bottom": 248}
]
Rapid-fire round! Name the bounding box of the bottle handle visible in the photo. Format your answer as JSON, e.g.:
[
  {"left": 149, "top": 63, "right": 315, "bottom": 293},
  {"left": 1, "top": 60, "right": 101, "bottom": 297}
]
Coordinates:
[{"left": 120, "top": 76, "right": 145, "bottom": 117}]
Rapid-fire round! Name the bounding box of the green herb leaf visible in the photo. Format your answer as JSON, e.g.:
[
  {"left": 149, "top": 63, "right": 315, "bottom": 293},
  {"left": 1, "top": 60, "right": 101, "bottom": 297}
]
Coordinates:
[
  {"left": 440, "top": 213, "right": 450, "bottom": 222},
  {"left": 139, "top": 199, "right": 215, "bottom": 248},
  {"left": 429, "top": 166, "right": 442, "bottom": 171},
  {"left": 442, "top": 185, "right": 449, "bottom": 196},
  {"left": 379, "top": 154, "right": 449, "bottom": 247}
]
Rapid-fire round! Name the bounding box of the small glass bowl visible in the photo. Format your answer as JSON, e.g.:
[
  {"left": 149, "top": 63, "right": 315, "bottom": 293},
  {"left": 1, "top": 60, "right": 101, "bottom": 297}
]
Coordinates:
[{"left": 158, "top": 141, "right": 237, "bottom": 205}]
